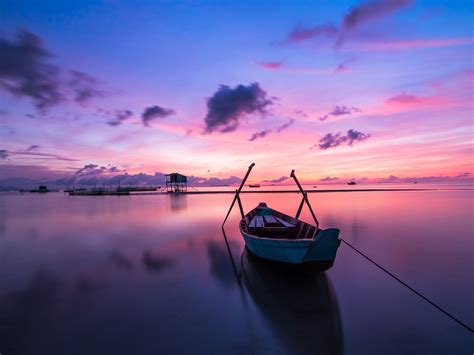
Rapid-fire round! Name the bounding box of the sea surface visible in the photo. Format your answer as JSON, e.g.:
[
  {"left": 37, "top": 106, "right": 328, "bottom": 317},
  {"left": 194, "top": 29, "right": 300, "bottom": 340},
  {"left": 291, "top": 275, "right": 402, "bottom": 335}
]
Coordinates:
[{"left": 0, "top": 183, "right": 473, "bottom": 354}]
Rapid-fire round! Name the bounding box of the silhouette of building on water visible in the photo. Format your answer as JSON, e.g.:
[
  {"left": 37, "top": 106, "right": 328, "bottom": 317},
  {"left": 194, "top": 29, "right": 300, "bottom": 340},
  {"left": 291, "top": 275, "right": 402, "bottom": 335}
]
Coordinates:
[{"left": 166, "top": 173, "right": 187, "bottom": 193}]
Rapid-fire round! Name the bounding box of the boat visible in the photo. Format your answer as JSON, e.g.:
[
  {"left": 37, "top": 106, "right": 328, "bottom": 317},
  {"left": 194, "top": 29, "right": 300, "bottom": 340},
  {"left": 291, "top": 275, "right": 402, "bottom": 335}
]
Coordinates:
[
  {"left": 223, "top": 163, "right": 341, "bottom": 270},
  {"left": 248, "top": 184, "right": 260, "bottom": 188},
  {"left": 347, "top": 181, "right": 356, "bottom": 185}
]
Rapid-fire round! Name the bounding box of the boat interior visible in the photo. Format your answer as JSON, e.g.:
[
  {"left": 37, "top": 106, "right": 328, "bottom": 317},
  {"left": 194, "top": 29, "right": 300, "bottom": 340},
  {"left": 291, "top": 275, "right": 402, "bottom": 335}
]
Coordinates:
[{"left": 241, "top": 203, "right": 319, "bottom": 240}]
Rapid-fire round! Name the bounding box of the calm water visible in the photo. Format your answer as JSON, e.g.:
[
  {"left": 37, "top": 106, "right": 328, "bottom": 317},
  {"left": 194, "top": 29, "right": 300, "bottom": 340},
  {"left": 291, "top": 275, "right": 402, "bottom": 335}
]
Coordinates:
[{"left": 0, "top": 187, "right": 473, "bottom": 354}]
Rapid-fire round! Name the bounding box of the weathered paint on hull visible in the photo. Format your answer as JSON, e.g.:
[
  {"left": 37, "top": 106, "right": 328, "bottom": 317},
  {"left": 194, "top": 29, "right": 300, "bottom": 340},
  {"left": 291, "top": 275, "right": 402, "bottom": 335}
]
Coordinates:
[{"left": 241, "top": 227, "right": 341, "bottom": 266}]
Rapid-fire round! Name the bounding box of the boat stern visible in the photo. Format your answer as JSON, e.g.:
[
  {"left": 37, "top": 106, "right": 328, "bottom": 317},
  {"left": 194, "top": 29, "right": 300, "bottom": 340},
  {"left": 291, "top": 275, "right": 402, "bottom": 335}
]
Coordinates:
[{"left": 303, "top": 228, "right": 341, "bottom": 264}]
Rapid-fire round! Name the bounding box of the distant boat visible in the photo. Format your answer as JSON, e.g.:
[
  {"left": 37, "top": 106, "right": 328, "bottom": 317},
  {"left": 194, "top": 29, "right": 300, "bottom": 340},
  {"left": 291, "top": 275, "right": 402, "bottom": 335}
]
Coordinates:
[
  {"left": 313, "top": 185, "right": 317, "bottom": 188},
  {"left": 29, "top": 185, "right": 49, "bottom": 193},
  {"left": 223, "top": 164, "right": 341, "bottom": 270},
  {"left": 347, "top": 181, "right": 357, "bottom": 185},
  {"left": 248, "top": 184, "right": 260, "bottom": 188}
]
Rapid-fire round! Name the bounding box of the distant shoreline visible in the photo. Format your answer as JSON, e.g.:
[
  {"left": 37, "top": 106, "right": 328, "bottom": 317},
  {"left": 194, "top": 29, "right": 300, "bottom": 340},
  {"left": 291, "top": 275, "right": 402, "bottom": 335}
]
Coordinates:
[{"left": 131, "top": 187, "right": 473, "bottom": 195}]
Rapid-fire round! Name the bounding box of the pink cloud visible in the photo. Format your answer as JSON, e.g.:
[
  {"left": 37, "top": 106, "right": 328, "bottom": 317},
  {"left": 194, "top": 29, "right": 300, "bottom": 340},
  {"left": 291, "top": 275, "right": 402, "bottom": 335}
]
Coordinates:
[
  {"left": 383, "top": 93, "right": 449, "bottom": 109},
  {"left": 257, "top": 61, "right": 283, "bottom": 70}
]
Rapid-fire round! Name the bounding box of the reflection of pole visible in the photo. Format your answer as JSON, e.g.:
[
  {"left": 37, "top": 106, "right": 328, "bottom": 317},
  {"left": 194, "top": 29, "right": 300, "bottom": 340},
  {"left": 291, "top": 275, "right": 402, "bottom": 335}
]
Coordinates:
[
  {"left": 222, "top": 163, "right": 255, "bottom": 227},
  {"left": 221, "top": 226, "right": 241, "bottom": 285},
  {"left": 290, "top": 169, "right": 319, "bottom": 228}
]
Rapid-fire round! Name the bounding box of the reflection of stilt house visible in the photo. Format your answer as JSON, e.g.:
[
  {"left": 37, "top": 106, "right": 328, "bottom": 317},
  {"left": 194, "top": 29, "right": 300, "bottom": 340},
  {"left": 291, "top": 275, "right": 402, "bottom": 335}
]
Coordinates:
[{"left": 166, "top": 173, "right": 187, "bottom": 193}]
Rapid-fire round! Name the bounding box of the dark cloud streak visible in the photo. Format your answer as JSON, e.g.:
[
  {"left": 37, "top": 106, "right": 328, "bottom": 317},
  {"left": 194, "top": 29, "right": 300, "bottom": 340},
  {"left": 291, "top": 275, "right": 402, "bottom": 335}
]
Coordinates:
[
  {"left": 316, "top": 129, "right": 370, "bottom": 150},
  {"left": 249, "top": 129, "right": 272, "bottom": 141}
]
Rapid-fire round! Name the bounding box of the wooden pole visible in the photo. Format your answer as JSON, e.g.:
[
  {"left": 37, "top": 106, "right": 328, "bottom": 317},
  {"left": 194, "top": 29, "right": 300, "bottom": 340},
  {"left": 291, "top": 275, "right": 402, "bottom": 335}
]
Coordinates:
[
  {"left": 222, "top": 163, "right": 255, "bottom": 227},
  {"left": 295, "top": 194, "right": 305, "bottom": 219},
  {"left": 290, "top": 169, "right": 319, "bottom": 228}
]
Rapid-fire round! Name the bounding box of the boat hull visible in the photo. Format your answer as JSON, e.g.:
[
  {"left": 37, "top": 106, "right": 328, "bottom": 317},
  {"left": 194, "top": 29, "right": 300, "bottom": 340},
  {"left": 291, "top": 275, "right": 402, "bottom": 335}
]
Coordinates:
[{"left": 241, "top": 226, "right": 341, "bottom": 269}]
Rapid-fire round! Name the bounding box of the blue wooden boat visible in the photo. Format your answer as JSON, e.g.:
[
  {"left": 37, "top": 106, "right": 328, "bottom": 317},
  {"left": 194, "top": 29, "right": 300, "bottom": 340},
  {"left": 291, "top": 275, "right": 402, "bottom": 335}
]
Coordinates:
[
  {"left": 240, "top": 203, "right": 340, "bottom": 269},
  {"left": 223, "top": 163, "right": 341, "bottom": 270}
]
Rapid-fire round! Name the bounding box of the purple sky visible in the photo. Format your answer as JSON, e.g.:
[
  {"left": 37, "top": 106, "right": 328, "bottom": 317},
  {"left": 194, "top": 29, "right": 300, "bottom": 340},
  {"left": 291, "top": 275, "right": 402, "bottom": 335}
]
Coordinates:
[{"left": 0, "top": 0, "right": 473, "bottom": 186}]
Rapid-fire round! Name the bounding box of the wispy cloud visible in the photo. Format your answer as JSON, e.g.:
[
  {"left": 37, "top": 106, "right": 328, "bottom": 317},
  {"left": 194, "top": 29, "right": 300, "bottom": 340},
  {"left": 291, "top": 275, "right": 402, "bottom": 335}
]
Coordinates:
[
  {"left": 257, "top": 61, "right": 283, "bottom": 70},
  {"left": 315, "top": 129, "right": 370, "bottom": 150},
  {"left": 0, "top": 149, "right": 8, "bottom": 159},
  {"left": 286, "top": 24, "right": 338, "bottom": 44},
  {"left": 249, "top": 129, "right": 272, "bottom": 141},
  {"left": 276, "top": 118, "right": 295, "bottom": 132},
  {"left": 107, "top": 109, "right": 133, "bottom": 126},
  {"left": 319, "top": 176, "right": 339, "bottom": 182},
  {"left": 68, "top": 70, "right": 105, "bottom": 104},
  {"left": 342, "top": 0, "right": 412, "bottom": 30},
  {"left": 355, "top": 37, "right": 474, "bottom": 51},
  {"left": 319, "top": 105, "right": 362, "bottom": 121},
  {"left": 285, "top": 0, "right": 413, "bottom": 46},
  {"left": 263, "top": 176, "right": 289, "bottom": 183},
  {"left": 26, "top": 145, "right": 40, "bottom": 152}
]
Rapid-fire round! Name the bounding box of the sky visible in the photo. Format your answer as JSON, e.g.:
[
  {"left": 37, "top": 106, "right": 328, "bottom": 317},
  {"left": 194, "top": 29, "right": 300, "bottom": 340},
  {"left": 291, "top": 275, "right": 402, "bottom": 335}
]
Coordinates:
[{"left": 0, "top": 0, "right": 473, "bottom": 186}]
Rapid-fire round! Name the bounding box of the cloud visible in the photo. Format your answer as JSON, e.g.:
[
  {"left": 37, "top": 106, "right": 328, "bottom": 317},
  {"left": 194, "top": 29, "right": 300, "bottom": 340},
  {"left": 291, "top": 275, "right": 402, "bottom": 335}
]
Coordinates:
[
  {"left": 358, "top": 37, "right": 474, "bottom": 51},
  {"left": 386, "top": 93, "right": 422, "bottom": 104},
  {"left": 0, "top": 150, "right": 8, "bottom": 159},
  {"left": 263, "top": 176, "right": 289, "bottom": 183},
  {"left": 8, "top": 149, "right": 79, "bottom": 162},
  {"left": 68, "top": 70, "right": 105, "bottom": 104},
  {"left": 0, "top": 29, "right": 62, "bottom": 110},
  {"left": 142, "top": 105, "right": 174, "bottom": 127},
  {"left": 0, "top": 29, "right": 110, "bottom": 113},
  {"left": 249, "top": 129, "right": 272, "bottom": 141},
  {"left": 286, "top": 24, "right": 338, "bottom": 43},
  {"left": 257, "top": 61, "right": 283, "bottom": 70},
  {"left": 319, "top": 176, "right": 339, "bottom": 182},
  {"left": 107, "top": 109, "right": 133, "bottom": 126},
  {"left": 316, "top": 129, "right": 370, "bottom": 150},
  {"left": 26, "top": 145, "right": 40, "bottom": 152},
  {"left": 334, "top": 63, "right": 348, "bottom": 73},
  {"left": 276, "top": 118, "right": 295, "bottom": 132},
  {"left": 285, "top": 0, "right": 412, "bottom": 45},
  {"left": 204, "top": 82, "right": 273, "bottom": 133},
  {"left": 319, "top": 105, "right": 362, "bottom": 121},
  {"left": 343, "top": 0, "right": 413, "bottom": 30}
]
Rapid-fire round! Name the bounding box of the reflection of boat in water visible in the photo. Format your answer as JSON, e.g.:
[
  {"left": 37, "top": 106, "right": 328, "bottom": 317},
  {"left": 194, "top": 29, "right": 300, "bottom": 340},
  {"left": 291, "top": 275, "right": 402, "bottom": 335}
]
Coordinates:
[{"left": 241, "top": 248, "right": 343, "bottom": 355}]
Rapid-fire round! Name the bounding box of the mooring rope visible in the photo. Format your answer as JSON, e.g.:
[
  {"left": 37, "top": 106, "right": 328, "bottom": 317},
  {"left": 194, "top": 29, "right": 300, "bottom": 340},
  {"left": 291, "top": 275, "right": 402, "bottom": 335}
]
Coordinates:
[{"left": 340, "top": 238, "right": 473, "bottom": 333}]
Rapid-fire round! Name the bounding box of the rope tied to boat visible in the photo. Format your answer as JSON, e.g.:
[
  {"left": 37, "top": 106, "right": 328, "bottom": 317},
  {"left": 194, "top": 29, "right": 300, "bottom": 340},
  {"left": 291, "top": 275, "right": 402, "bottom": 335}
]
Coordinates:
[{"left": 339, "top": 238, "right": 474, "bottom": 333}]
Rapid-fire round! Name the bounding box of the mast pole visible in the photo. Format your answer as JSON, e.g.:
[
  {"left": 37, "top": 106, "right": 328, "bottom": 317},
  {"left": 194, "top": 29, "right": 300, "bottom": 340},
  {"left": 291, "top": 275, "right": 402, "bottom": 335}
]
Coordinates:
[{"left": 222, "top": 163, "right": 255, "bottom": 227}]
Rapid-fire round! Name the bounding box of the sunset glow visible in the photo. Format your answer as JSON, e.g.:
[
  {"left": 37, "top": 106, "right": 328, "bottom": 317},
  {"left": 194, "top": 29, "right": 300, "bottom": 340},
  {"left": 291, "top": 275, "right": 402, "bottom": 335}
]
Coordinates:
[{"left": 0, "top": 0, "right": 472, "bottom": 186}]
